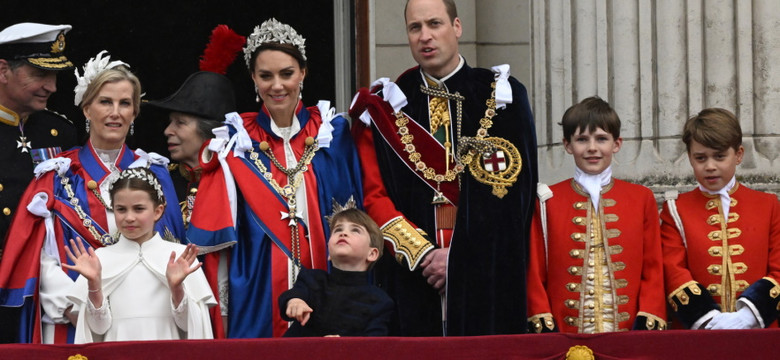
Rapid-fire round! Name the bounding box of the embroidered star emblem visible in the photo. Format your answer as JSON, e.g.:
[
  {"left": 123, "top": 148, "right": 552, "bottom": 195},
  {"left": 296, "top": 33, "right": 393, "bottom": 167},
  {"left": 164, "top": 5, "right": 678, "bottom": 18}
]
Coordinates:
[{"left": 17, "top": 136, "right": 31, "bottom": 153}]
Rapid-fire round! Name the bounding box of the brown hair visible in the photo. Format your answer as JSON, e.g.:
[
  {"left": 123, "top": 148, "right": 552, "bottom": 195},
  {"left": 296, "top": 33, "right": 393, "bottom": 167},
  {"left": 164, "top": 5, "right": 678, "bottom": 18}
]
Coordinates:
[
  {"left": 405, "top": 0, "right": 458, "bottom": 23},
  {"left": 248, "top": 42, "right": 306, "bottom": 74},
  {"left": 79, "top": 65, "right": 142, "bottom": 116},
  {"left": 329, "top": 208, "right": 383, "bottom": 260},
  {"left": 682, "top": 108, "right": 742, "bottom": 153},
  {"left": 109, "top": 168, "right": 166, "bottom": 208},
  {"left": 560, "top": 96, "right": 621, "bottom": 141}
]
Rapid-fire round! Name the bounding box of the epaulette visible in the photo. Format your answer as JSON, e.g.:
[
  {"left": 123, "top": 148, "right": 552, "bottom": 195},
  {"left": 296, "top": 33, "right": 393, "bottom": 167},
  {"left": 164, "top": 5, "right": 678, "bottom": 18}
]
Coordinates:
[
  {"left": 168, "top": 163, "right": 180, "bottom": 172},
  {"left": 35, "top": 108, "right": 75, "bottom": 125}
]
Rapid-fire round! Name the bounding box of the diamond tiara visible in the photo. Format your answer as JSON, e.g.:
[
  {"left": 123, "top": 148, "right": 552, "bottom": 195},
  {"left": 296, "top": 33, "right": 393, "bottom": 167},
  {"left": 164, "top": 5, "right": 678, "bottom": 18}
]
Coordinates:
[
  {"left": 110, "top": 167, "right": 166, "bottom": 205},
  {"left": 243, "top": 18, "right": 306, "bottom": 68}
]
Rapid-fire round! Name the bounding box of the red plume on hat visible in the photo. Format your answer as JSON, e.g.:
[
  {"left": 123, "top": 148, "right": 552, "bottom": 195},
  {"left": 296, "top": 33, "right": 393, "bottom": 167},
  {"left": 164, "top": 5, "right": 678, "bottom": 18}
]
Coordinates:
[{"left": 199, "top": 25, "right": 245, "bottom": 74}]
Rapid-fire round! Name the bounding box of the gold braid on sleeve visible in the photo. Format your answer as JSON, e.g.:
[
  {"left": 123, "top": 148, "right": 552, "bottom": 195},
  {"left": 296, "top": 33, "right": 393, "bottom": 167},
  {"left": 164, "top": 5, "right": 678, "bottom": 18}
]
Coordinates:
[{"left": 381, "top": 217, "right": 434, "bottom": 271}]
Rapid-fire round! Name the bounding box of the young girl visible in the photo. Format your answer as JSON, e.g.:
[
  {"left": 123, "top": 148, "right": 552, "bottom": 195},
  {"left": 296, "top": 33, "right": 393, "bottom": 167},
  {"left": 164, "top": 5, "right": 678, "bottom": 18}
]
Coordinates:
[{"left": 64, "top": 168, "right": 215, "bottom": 343}]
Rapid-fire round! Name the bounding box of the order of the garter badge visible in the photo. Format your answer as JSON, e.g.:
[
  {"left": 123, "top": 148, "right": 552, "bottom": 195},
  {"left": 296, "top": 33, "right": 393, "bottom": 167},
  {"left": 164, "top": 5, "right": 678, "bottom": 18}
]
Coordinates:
[{"left": 467, "top": 136, "right": 521, "bottom": 199}]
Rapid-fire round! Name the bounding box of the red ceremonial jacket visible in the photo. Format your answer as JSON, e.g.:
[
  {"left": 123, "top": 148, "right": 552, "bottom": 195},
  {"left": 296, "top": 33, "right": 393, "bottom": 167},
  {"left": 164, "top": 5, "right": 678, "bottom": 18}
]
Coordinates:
[{"left": 527, "top": 178, "right": 666, "bottom": 333}]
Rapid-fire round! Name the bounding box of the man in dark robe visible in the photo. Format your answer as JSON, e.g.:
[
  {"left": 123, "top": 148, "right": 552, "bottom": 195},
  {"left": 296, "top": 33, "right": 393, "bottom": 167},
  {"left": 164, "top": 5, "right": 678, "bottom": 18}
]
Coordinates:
[{"left": 349, "top": 0, "right": 538, "bottom": 336}]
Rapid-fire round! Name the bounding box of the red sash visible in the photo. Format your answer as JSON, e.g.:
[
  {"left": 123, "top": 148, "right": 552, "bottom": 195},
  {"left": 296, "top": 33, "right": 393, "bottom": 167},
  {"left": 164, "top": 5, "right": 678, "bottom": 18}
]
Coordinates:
[{"left": 355, "top": 89, "right": 460, "bottom": 205}]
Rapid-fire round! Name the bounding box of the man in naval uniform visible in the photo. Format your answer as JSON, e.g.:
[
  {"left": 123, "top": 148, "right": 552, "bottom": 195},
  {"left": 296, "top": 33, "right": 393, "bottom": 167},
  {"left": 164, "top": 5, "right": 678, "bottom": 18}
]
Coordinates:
[
  {"left": 349, "top": 0, "right": 538, "bottom": 336},
  {"left": 0, "top": 22, "right": 78, "bottom": 343}
]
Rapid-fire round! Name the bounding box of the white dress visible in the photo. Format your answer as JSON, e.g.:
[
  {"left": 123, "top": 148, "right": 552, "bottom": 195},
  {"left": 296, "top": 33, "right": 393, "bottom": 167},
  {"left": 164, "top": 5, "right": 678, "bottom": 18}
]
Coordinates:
[{"left": 67, "top": 233, "right": 216, "bottom": 343}]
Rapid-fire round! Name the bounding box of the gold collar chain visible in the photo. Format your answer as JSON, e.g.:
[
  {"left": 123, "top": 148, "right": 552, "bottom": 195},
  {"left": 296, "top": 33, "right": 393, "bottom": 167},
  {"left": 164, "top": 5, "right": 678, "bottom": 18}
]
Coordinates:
[
  {"left": 60, "top": 176, "right": 117, "bottom": 246},
  {"left": 247, "top": 136, "right": 319, "bottom": 282},
  {"left": 395, "top": 82, "right": 499, "bottom": 187}
]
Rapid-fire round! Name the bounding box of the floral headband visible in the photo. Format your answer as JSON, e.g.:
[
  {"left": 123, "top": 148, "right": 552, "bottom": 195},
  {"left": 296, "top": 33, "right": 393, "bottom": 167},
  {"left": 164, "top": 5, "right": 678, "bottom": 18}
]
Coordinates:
[
  {"left": 73, "top": 50, "right": 129, "bottom": 106},
  {"left": 243, "top": 18, "right": 306, "bottom": 68},
  {"left": 110, "top": 167, "right": 166, "bottom": 205}
]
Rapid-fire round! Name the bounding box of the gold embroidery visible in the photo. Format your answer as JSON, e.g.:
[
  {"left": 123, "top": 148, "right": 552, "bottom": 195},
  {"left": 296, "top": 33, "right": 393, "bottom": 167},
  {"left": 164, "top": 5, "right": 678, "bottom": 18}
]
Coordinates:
[
  {"left": 732, "top": 262, "right": 748, "bottom": 274},
  {"left": 605, "top": 228, "right": 621, "bottom": 238},
  {"left": 609, "top": 245, "right": 623, "bottom": 255},
  {"left": 601, "top": 198, "right": 616, "bottom": 207},
  {"left": 708, "top": 246, "right": 722, "bottom": 256},
  {"left": 528, "top": 313, "right": 556, "bottom": 333},
  {"left": 381, "top": 217, "right": 433, "bottom": 270},
  {"left": 611, "top": 262, "right": 626, "bottom": 272},
  {"left": 706, "top": 214, "right": 722, "bottom": 226},
  {"left": 729, "top": 245, "right": 744, "bottom": 255}
]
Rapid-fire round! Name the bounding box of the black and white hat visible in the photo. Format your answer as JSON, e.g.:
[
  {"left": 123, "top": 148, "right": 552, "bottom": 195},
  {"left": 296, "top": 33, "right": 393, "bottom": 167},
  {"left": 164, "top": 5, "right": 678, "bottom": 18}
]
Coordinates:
[{"left": 0, "top": 22, "right": 74, "bottom": 70}]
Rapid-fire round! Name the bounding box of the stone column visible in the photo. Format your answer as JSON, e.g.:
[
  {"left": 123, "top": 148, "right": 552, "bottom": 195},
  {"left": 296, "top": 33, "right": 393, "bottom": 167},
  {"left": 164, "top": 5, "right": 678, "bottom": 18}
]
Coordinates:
[{"left": 532, "top": 0, "right": 780, "bottom": 196}]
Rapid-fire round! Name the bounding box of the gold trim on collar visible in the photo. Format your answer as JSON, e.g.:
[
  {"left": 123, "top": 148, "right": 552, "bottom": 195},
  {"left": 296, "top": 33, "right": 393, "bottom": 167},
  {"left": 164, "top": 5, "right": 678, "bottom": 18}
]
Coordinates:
[{"left": 0, "top": 104, "right": 21, "bottom": 126}]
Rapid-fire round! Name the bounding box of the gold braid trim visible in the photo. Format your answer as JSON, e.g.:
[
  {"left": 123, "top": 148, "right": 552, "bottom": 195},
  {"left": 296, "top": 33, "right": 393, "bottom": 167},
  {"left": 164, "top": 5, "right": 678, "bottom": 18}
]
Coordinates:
[
  {"left": 381, "top": 217, "right": 433, "bottom": 271},
  {"left": 637, "top": 311, "right": 667, "bottom": 330},
  {"left": 528, "top": 313, "right": 556, "bottom": 333},
  {"left": 764, "top": 277, "right": 780, "bottom": 300},
  {"left": 667, "top": 280, "right": 702, "bottom": 311}
]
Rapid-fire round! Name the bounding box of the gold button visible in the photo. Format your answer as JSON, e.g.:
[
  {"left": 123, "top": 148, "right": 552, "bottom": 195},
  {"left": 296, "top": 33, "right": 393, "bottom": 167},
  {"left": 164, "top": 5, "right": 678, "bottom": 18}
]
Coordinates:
[
  {"left": 713, "top": 248, "right": 720, "bottom": 254},
  {"left": 588, "top": 303, "right": 595, "bottom": 309},
  {"left": 534, "top": 322, "right": 542, "bottom": 329},
  {"left": 567, "top": 318, "right": 575, "bottom": 324},
  {"left": 87, "top": 180, "right": 98, "bottom": 190},
  {"left": 3, "top": 207, "right": 11, "bottom": 216},
  {"left": 259, "top": 141, "right": 270, "bottom": 151},
  {"left": 51, "top": 129, "right": 59, "bottom": 136},
  {"left": 545, "top": 320, "right": 554, "bottom": 326},
  {"left": 588, "top": 289, "right": 595, "bottom": 295},
  {"left": 590, "top": 247, "right": 595, "bottom": 253},
  {"left": 0, "top": 183, "right": 3, "bottom": 191},
  {"left": 567, "top": 300, "right": 576, "bottom": 307},
  {"left": 305, "top": 137, "right": 315, "bottom": 146},
  {"left": 572, "top": 250, "right": 580, "bottom": 257},
  {"left": 712, "top": 266, "right": 720, "bottom": 274},
  {"left": 681, "top": 295, "right": 688, "bottom": 301},
  {"left": 589, "top": 260, "right": 595, "bottom": 266},
  {"left": 589, "top": 318, "right": 595, "bottom": 323},
  {"left": 573, "top": 233, "right": 582, "bottom": 240},
  {"left": 587, "top": 274, "right": 595, "bottom": 281},
  {"left": 568, "top": 284, "right": 577, "bottom": 291}
]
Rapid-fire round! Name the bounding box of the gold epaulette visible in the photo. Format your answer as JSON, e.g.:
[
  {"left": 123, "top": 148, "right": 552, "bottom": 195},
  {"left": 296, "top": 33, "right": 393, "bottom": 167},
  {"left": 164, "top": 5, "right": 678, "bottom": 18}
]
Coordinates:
[
  {"left": 381, "top": 217, "right": 433, "bottom": 271},
  {"left": 528, "top": 313, "right": 556, "bottom": 333}
]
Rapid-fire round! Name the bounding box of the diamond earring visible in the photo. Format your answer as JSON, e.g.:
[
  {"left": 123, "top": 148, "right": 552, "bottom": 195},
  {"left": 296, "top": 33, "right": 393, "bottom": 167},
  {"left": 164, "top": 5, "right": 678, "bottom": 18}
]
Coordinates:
[
  {"left": 130, "top": 122, "right": 134, "bottom": 136},
  {"left": 255, "top": 85, "right": 260, "bottom": 103},
  {"left": 85, "top": 118, "right": 90, "bottom": 133},
  {"left": 298, "top": 82, "right": 303, "bottom": 100}
]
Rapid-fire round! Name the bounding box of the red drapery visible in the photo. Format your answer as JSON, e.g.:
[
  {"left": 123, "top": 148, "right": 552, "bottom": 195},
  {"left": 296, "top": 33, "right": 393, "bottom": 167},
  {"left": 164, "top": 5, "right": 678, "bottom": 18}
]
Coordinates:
[{"left": 0, "top": 329, "right": 776, "bottom": 359}]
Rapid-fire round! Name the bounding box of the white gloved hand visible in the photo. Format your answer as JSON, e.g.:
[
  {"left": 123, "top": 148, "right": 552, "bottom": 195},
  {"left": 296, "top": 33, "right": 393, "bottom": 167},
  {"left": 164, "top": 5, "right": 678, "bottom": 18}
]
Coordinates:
[{"left": 705, "top": 307, "right": 759, "bottom": 330}]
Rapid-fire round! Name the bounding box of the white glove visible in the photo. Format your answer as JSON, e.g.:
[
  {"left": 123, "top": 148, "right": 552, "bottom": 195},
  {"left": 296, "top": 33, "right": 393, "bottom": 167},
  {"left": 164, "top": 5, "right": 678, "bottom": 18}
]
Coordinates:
[{"left": 705, "top": 307, "right": 759, "bottom": 329}]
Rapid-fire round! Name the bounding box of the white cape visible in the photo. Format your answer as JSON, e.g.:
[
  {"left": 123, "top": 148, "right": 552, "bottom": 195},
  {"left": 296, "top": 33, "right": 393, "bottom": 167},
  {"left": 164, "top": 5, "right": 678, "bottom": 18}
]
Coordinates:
[{"left": 67, "top": 234, "right": 216, "bottom": 343}]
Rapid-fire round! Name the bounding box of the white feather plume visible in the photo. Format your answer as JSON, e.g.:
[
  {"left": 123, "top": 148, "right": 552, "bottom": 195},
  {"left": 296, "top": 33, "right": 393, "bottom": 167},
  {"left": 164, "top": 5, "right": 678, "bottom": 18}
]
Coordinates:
[{"left": 73, "top": 50, "right": 129, "bottom": 106}]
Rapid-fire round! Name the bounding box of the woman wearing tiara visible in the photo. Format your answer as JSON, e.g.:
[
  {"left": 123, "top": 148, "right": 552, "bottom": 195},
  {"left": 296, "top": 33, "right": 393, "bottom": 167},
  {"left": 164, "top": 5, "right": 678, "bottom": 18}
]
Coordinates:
[
  {"left": 187, "top": 19, "right": 364, "bottom": 338},
  {"left": 0, "top": 51, "right": 184, "bottom": 343}
]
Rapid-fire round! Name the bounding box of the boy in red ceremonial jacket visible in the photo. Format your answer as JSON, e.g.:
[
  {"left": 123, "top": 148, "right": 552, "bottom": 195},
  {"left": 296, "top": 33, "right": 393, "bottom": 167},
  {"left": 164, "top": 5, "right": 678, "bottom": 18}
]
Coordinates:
[
  {"left": 661, "top": 108, "right": 780, "bottom": 329},
  {"left": 527, "top": 96, "right": 667, "bottom": 333}
]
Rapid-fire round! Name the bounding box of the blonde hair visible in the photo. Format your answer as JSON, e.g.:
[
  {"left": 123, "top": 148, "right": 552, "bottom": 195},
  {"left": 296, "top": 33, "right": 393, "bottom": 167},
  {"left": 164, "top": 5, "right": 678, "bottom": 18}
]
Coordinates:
[{"left": 79, "top": 65, "right": 142, "bottom": 115}]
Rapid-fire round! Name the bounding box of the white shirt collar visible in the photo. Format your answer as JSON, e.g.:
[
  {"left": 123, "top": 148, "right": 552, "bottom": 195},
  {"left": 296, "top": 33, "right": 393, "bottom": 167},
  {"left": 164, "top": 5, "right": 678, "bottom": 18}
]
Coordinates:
[
  {"left": 574, "top": 165, "right": 612, "bottom": 210},
  {"left": 421, "top": 55, "right": 465, "bottom": 86},
  {"left": 698, "top": 175, "right": 736, "bottom": 219}
]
